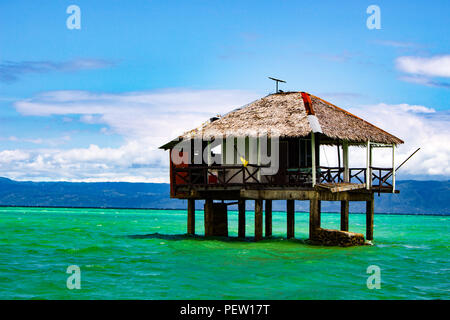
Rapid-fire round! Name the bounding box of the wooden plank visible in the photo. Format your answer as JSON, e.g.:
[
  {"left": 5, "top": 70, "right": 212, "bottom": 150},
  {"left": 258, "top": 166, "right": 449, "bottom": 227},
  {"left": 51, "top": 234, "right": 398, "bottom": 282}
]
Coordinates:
[
  {"left": 340, "top": 200, "right": 349, "bottom": 231},
  {"left": 240, "top": 189, "right": 373, "bottom": 201},
  {"left": 187, "top": 199, "right": 195, "bottom": 235},
  {"left": 238, "top": 199, "right": 246, "bottom": 238},
  {"left": 265, "top": 200, "right": 272, "bottom": 238},
  {"left": 317, "top": 182, "right": 365, "bottom": 193},
  {"left": 287, "top": 200, "right": 295, "bottom": 239},
  {"left": 255, "top": 199, "right": 263, "bottom": 241}
]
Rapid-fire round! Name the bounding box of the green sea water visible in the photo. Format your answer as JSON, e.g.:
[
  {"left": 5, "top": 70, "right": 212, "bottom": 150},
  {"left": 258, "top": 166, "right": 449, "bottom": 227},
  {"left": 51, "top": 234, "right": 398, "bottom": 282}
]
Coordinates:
[{"left": 0, "top": 206, "right": 448, "bottom": 300}]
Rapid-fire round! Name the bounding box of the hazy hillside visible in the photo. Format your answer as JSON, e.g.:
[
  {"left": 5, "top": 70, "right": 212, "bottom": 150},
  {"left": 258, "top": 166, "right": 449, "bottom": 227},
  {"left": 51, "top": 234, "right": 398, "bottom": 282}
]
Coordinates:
[{"left": 0, "top": 177, "right": 448, "bottom": 214}]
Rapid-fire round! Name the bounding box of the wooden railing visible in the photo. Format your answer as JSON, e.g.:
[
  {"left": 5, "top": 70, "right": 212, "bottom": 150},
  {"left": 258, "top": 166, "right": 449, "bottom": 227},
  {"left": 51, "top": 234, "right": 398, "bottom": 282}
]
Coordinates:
[
  {"left": 370, "top": 167, "right": 395, "bottom": 193},
  {"left": 172, "top": 165, "right": 395, "bottom": 192}
]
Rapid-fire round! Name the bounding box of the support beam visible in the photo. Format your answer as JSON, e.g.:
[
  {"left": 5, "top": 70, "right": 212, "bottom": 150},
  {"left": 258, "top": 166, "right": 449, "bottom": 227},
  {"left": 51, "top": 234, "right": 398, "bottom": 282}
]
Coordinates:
[
  {"left": 366, "top": 199, "right": 374, "bottom": 241},
  {"left": 257, "top": 137, "right": 261, "bottom": 182},
  {"left": 337, "top": 141, "right": 341, "bottom": 169},
  {"left": 392, "top": 143, "right": 396, "bottom": 193},
  {"left": 204, "top": 200, "right": 228, "bottom": 237},
  {"left": 287, "top": 200, "right": 295, "bottom": 239},
  {"left": 309, "top": 199, "right": 321, "bottom": 240},
  {"left": 265, "top": 200, "right": 272, "bottom": 238},
  {"left": 254, "top": 199, "right": 263, "bottom": 241},
  {"left": 241, "top": 189, "right": 374, "bottom": 201},
  {"left": 238, "top": 199, "right": 246, "bottom": 238},
  {"left": 187, "top": 199, "right": 195, "bottom": 235},
  {"left": 311, "top": 133, "right": 316, "bottom": 186},
  {"left": 340, "top": 200, "right": 349, "bottom": 232},
  {"left": 366, "top": 140, "right": 372, "bottom": 189},
  {"left": 204, "top": 199, "right": 213, "bottom": 237},
  {"left": 343, "top": 140, "right": 349, "bottom": 182}
]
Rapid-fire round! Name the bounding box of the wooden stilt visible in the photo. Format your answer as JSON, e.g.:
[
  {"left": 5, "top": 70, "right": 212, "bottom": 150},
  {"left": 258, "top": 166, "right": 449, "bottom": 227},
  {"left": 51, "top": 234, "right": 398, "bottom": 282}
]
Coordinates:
[
  {"left": 366, "top": 198, "right": 374, "bottom": 241},
  {"left": 265, "top": 200, "right": 272, "bottom": 238},
  {"left": 204, "top": 199, "right": 213, "bottom": 237},
  {"left": 238, "top": 199, "right": 246, "bottom": 238},
  {"left": 255, "top": 199, "right": 263, "bottom": 241},
  {"left": 187, "top": 199, "right": 195, "bottom": 235},
  {"left": 309, "top": 199, "right": 321, "bottom": 239},
  {"left": 287, "top": 199, "right": 295, "bottom": 239},
  {"left": 340, "top": 200, "right": 349, "bottom": 231}
]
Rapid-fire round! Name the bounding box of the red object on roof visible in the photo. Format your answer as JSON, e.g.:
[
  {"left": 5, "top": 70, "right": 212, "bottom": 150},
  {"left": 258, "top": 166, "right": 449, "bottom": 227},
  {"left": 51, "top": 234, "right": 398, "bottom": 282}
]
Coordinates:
[{"left": 301, "top": 92, "right": 315, "bottom": 115}]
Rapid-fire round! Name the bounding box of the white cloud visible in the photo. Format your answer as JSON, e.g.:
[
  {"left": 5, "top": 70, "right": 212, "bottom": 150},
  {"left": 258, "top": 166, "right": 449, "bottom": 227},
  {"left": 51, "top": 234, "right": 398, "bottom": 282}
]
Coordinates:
[
  {"left": 3, "top": 89, "right": 259, "bottom": 182},
  {"left": 14, "top": 89, "right": 258, "bottom": 145},
  {"left": 2, "top": 90, "right": 449, "bottom": 181},
  {"left": 321, "top": 103, "right": 450, "bottom": 177},
  {"left": 0, "top": 150, "right": 30, "bottom": 163},
  {"left": 396, "top": 55, "right": 450, "bottom": 78}
]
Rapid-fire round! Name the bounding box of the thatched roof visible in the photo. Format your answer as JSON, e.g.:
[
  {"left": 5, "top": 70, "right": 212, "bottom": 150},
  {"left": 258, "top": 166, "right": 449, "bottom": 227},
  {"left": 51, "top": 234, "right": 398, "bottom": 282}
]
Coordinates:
[{"left": 160, "top": 92, "right": 403, "bottom": 149}]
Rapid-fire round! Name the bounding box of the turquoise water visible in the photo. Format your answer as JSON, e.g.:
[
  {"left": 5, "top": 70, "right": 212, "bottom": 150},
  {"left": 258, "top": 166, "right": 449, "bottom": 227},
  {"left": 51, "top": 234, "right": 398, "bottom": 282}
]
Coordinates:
[{"left": 0, "top": 207, "right": 448, "bottom": 300}]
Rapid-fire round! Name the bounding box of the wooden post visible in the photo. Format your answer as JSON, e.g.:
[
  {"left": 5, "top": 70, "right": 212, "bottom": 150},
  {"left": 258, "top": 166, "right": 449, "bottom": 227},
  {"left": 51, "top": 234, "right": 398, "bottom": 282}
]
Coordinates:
[
  {"left": 238, "top": 199, "right": 246, "bottom": 238},
  {"left": 255, "top": 199, "right": 263, "bottom": 241},
  {"left": 257, "top": 136, "right": 261, "bottom": 182},
  {"left": 187, "top": 199, "right": 195, "bottom": 235},
  {"left": 366, "top": 198, "right": 374, "bottom": 241},
  {"left": 265, "top": 200, "right": 272, "bottom": 238},
  {"left": 392, "top": 143, "right": 396, "bottom": 193},
  {"left": 309, "top": 199, "right": 321, "bottom": 239},
  {"left": 204, "top": 199, "right": 213, "bottom": 237},
  {"left": 337, "top": 142, "right": 341, "bottom": 169},
  {"left": 366, "top": 140, "right": 371, "bottom": 189},
  {"left": 287, "top": 199, "right": 295, "bottom": 239},
  {"left": 340, "top": 200, "right": 349, "bottom": 231},
  {"left": 311, "top": 133, "right": 316, "bottom": 186},
  {"left": 343, "top": 140, "right": 349, "bottom": 182}
]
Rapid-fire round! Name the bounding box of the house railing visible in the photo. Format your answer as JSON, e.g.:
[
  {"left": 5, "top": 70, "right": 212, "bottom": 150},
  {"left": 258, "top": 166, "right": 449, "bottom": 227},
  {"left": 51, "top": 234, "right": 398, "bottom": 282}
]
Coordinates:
[{"left": 172, "top": 165, "right": 394, "bottom": 192}]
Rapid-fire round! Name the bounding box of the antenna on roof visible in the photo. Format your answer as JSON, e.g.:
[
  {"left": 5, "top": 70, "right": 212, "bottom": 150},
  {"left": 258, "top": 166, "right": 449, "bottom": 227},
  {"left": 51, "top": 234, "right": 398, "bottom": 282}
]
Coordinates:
[{"left": 268, "top": 77, "right": 286, "bottom": 93}]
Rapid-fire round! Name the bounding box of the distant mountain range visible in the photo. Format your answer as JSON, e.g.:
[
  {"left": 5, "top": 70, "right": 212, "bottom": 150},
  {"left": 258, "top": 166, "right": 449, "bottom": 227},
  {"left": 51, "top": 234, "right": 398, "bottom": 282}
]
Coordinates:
[{"left": 0, "top": 177, "right": 448, "bottom": 215}]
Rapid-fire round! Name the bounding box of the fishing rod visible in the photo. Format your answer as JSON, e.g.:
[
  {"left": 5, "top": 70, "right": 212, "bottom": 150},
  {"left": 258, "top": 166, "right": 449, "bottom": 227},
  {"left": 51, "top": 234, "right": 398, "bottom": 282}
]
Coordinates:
[{"left": 380, "top": 147, "right": 421, "bottom": 184}]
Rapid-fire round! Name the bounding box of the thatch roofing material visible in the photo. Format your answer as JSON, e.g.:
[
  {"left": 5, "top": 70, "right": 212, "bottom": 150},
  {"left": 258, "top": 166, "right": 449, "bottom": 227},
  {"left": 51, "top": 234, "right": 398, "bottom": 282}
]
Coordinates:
[{"left": 162, "top": 92, "right": 403, "bottom": 148}]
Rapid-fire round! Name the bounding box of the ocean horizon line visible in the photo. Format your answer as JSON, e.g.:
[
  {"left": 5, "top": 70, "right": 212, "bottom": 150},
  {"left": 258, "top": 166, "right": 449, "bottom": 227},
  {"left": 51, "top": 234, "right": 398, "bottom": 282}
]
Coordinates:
[{"left": 0, "top": 205, "right": 447, "bottom": 216}]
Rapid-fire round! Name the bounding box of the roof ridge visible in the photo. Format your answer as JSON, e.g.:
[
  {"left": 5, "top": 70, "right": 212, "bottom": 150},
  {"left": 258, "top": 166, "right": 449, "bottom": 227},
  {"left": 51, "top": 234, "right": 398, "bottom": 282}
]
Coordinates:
[{"left": 308, "top": 93, "right": 404, "bottom": 144}]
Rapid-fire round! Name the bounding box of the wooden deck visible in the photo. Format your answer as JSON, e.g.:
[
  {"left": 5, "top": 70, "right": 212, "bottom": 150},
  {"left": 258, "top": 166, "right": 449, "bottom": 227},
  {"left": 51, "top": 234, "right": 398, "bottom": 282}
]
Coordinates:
[{"left": 317, "top": 182, "right": 366, "bottom": 193}]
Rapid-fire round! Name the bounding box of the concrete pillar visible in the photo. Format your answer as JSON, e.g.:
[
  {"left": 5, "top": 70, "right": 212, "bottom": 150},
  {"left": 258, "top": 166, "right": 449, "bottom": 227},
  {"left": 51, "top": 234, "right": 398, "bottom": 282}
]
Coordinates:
[
  {"left": 187, "top": 199, "right": 195, "bottom": 235},
  {"left": 340, "top": 200, "right": 349, "bottom": 232},
  {"left": 204, "top": 200, "right": 228, "bottom": 237},
  {"left": 238, "top": 199, "right": 246, "bottom": 238},
  {"left": 255, "top": 199, "right": 263, "bottom": 241},
  {"left": 204, "top": 199, "right": 213, "bottom": 237},
  {"left": 265, "top": 200, "right": 272, "bottom": 238},
  {"left": 309, "top": 199, "right": 321, "bottom": 240},
  {"left": 287, "top": 200, "right": 295, "bottom": 239},
  {"left": 366, "top": 199, "right": 374, "bottom": 241}
]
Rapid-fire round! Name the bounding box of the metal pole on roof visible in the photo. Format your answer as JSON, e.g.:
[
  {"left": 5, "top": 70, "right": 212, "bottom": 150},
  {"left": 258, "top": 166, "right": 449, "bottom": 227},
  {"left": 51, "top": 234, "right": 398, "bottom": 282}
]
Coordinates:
[{"left": 268, "top": 77, "right": 286, "bottom": 93}]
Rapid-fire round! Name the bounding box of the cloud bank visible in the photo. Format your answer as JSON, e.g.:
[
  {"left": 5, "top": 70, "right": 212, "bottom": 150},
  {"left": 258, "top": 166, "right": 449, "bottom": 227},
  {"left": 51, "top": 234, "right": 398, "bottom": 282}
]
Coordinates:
[
  {"left": 1, "top": 89, "right": 449, "bottom": 182},
  {"left": 396, "top": 55, "right": 450, "bottom": 88},
  {"left": 3, "top": 89, "right": 259, "bottom": 182}
]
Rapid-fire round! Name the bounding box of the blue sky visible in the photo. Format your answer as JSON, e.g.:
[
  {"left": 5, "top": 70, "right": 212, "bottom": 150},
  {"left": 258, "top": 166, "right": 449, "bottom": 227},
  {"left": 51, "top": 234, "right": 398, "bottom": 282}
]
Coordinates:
[{"left": 0, "top": 0, "right": 449, "bottom": 181}]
